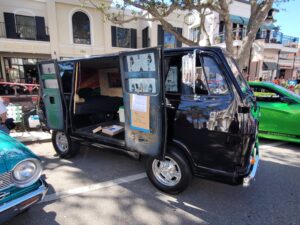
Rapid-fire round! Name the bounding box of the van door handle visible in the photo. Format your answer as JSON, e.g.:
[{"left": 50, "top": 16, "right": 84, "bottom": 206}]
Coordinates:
[{"left": 43, "top": 94, "right": 48, "bottom": 98}]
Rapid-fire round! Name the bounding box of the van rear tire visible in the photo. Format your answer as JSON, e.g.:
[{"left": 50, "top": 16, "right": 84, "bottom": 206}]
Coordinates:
[
  {"left": 52, "top": 131, "right": 80, "bottom": 158},
  {"left": 146, "top": 147, "right": 192, "bottom": 194}
]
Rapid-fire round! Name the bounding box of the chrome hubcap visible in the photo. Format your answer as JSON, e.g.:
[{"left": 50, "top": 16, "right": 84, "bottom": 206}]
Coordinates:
[
  {"left": 56, "top": 132, "right": 69, "bottom": 153},
  {"left": 152, "top": 156, "right": 181, "bottom": 187}
]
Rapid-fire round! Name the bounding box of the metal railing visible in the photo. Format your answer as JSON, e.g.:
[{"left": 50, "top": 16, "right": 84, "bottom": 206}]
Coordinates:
[
  {"left": 0, "top": 22, "right": 49, "bottom": 41},
  {"left": 264, "top": 32, "right": 299, "bottom": 48},
  {"left": 214, "top": 28, "right": 299, "bottom": 48},
  {"left": 214, "top": 28, "right": 247, "bottom": 44}
]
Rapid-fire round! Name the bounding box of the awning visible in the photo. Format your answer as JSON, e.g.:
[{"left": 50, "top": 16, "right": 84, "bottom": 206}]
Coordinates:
[
  {"left": 263, "top": 62, "right": 277, "bottom": 70},
  {"left": 230, "top": 15, "right": 278, "bottom": 30},
  {"left": 230, "top": 15, "right": 249, "bottom": 25},
  {"left": 261, "top": 23, "right": 277, "bottom": 30}
]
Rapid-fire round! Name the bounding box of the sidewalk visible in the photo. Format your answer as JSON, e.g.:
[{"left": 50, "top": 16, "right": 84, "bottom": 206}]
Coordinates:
[{"left": 11, "top": 131, "right": 52, "bottom": 144}]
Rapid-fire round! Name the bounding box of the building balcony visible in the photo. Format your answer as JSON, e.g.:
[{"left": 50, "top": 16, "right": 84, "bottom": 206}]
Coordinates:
[
  {"left": 214, "top": 28, "right": 299, "bottom": 53},
  {"left": 0, "top": 22, "right": 50, "bottom": 42},
  {"left": 263, "top": 32, "right": 299, "bottom": 48},
  {"left": 0, "top": 22, "right": 51, "bottom": 55}
]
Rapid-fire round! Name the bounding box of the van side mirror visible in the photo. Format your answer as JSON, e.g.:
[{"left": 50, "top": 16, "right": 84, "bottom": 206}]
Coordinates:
[{"left": 238, "top": 106, "right": 250, "bottom": 114}]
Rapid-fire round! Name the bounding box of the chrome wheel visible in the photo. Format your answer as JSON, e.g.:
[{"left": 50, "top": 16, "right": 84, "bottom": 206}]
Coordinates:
[
  {"left": 55, "top": 132, "right": 69, "bottom": 153},
  {"left": 152, "top": 156, "right": 182, "bottom": 187}
]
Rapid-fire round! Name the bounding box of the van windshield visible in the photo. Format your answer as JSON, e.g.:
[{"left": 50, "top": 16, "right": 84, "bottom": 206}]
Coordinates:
[{"left": 225, "top": 56, "right": 251, "bottom": 96}]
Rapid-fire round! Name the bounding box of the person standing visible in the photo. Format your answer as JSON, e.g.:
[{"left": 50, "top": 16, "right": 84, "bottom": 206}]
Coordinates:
[{"left": 0, "top": 99, "right": 9, "bottom": 134}]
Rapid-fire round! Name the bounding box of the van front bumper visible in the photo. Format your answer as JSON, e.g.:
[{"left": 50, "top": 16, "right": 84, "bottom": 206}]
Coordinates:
[
  {"left": 0, "top": 178, "right": 48, "bottom": 223},
  {"left": 243, "top": 155, "right": 260, "bottom": 187}
]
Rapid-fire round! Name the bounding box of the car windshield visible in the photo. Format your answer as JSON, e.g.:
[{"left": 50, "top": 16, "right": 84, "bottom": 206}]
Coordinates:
[
  {"left": 225, "top": 56, "right": 251, "bottom": 95},
  {"left": 274, "top": 84, "right": 300, "bottom": 101}
]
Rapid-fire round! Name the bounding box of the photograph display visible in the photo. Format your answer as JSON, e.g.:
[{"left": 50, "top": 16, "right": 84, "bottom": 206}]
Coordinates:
[
  {"left": 127, "top": 53, "right": 156, "bottom": 72},
  {"left": 128, "top": 78, "right": 156, "bottom": 93}
]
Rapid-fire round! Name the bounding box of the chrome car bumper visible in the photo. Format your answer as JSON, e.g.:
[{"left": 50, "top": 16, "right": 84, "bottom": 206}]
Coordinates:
[
  {"left": 0, "top": 178, "right": 48, "bottom": 223},
  {"left": 243, "top": 155, "right": 260, "bottom": 187}
]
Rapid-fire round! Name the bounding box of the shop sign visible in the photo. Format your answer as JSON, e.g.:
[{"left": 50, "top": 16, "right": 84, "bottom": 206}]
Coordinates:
[
  {"left": 261, "top": 70, "right": 272, "bottom": 81},
  {"left": 279, "top": 59, "right": 293, "bottom": 69},
  {"left": 264, "top": 55, "right": 278, "bottom": 63}
]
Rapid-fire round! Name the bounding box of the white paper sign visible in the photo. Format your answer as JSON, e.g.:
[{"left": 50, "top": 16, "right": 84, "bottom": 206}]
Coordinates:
[{"left": 132, "top": 94, "right": 147, "bottom": 112}]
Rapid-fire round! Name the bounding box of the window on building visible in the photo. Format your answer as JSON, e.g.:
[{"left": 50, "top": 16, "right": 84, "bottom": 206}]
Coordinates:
[
  {"left": 72, "top": 11, "right": 91, "bottom": 45},
  {"left": 190, "top": 27, "right": 200, "bottom": 42},
  {"left": 142, "top": 27, "right": 150, "bottom": 48},
  {"left": 111, "top": 26, "right": 137, "bottom": 48},
  {"left": 4, "top": 57, "right": 40, "bottom": 84},
  {"left": 157, "top": 25, "right": 182, "bottom": 48},
  {"left": 15, "top": 15, "right": 36, "bottom": 40}
]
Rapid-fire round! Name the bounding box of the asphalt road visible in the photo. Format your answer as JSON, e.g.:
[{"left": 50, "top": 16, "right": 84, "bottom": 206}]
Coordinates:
[{"left": 4, "top": 139, "right": 300, "bottom": 225}]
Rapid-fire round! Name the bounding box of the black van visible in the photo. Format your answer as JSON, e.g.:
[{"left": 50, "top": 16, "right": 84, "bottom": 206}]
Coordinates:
[{"left": 38, "top": 47, "right": 259, "bottom": 194}]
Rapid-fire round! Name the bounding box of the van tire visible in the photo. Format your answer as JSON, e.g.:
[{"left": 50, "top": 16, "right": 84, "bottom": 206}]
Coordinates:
[
  {"left": 146, "top": 147, "right": 192, "bottom": 194},
  {"left": 52, "top": 131, "right": 80, "bottom": 158}
]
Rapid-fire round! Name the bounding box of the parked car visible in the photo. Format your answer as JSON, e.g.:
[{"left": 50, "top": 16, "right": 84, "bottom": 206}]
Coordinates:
[
  {"left": 38, "top": 47, "right": 259, "bottom": 194},
  {"left": 0, "top": 131, "right": 48, "bottom": 223},
  {"left": 249, "top": 81, "right": 300, "bottom": 143}
]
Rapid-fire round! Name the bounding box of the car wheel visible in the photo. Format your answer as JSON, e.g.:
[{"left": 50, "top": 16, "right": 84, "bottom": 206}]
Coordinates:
[
  {"left": 52, "top": 131, "right": 80, "bottom": 158},
  {"left": 146, "top": 147, "right": 192, "bottom": 194}
]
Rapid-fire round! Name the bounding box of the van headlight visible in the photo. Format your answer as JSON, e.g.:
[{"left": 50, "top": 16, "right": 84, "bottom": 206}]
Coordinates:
[{"left": 12, "top": 159, "right": 42, "bottom": 188}]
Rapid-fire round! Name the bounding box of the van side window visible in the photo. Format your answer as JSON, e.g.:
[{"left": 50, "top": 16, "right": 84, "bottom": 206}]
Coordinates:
[
  {"left": 202, "top": 56, "right": 229, "bottom": 95},
  {"left": 58, "top": 62, "right": 74, "bottom": 94},
  {"left": 165, "top": 66, "right": 179, "bottom": 92},
  {"left": 181, "top": 55, "right": 208, "bottom": 96},
  {"left": 194, "top": 67, "right": 209, "bottom": 95}
]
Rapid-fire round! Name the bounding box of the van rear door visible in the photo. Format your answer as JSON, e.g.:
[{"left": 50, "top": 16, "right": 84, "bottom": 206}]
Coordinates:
[
  {"left": 38, "top": 60, "right": 66, "bottom": 131},
  {"left": 120, "top": 48, "right": 166, "bottom": 158}
]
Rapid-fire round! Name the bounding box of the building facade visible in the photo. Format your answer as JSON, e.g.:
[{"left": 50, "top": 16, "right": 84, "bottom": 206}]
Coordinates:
[
  {"left": 0, "top": 0, "right": 195, "bottom": 83},
  {"left": 0, "top": 0, "right": 299, "bottom": 84},
  {"left": 209, "top": 0, "right": 300, "bottom": 81}
]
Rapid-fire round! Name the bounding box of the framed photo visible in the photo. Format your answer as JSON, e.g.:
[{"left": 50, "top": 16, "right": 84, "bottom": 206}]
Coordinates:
[{"left": 107, "top": 72, "right": 122, "bottom": 88}]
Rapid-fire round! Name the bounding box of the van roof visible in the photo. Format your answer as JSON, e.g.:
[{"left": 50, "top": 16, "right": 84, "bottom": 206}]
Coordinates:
[{"left": 58, "top": 46, "right": 224, "bottom": 63}]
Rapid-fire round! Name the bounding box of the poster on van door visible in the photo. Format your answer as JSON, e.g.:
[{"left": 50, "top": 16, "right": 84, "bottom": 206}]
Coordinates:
[
  {"left": 128, "top": 78, "right": 156, "bottom": 94},
  {"left": 130, "top": 94, "right": 150, "bottom": 133},
  {"left": 127, "top": 53, "right": 156, "bottom": 72}
]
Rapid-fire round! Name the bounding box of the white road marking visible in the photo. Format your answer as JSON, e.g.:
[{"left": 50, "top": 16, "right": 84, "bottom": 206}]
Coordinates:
[
  {"left": 40, "top": 172, "right": 147, "bottom": 203},
  {"left": 40, "top": 141, "right": 286, "bottom": 204}
]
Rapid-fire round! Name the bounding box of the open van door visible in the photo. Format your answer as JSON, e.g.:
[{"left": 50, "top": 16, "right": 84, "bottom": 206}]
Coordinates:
[
  {"left": 120, "top": 48, "right": 166, "bottom": 159},
  {"left": 38, "top": 60, "right": 66, "bottom": 131}
]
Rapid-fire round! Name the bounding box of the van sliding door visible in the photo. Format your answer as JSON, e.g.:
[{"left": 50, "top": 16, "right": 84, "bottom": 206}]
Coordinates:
[{"left": 119, "top": 48, "right": 166, "bottom": 158}]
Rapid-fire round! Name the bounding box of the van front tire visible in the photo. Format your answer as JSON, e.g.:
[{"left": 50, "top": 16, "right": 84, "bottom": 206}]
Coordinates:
[
  {"left": 146, "top": 147, "right": 192, "bottom": 194},
  {"left": 52, "top": 131, "right": 79, "bottom": 158}
]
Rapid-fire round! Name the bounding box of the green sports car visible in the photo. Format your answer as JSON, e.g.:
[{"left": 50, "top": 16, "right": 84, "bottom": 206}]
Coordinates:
[{"left": 249, "top": 82, "right": 300, "bottom": 143}]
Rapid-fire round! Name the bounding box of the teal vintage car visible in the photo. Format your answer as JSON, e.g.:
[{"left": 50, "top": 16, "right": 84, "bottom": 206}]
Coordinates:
[
  {"left": 249, "top": 82, "right": 300, "bottom": 143},
  {"left": 0, "top": 131, "right": 48, "bottom": 223}
]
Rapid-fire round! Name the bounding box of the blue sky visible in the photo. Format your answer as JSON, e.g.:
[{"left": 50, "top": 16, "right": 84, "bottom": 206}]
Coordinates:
[{"left": 274, "top": 0, "right": 300, "bottom": 38}]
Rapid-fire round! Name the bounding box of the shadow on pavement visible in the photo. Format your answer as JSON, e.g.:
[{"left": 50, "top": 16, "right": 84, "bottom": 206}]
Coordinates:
[{"left": 4, "top": 141, "right": 300, "bottom": 225}]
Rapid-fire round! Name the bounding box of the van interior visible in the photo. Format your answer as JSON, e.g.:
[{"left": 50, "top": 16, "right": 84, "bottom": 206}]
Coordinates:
[
  {"left": 68, "top": 52, "right": 198, "bottom": 146},
  {"left": 72, "top": 56, "right": 125, "bottom": 145}
]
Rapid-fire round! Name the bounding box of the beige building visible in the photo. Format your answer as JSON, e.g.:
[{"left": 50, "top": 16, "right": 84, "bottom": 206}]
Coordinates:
[{"left": 0, "top": 0, "right": 195, "bottom": 83}]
